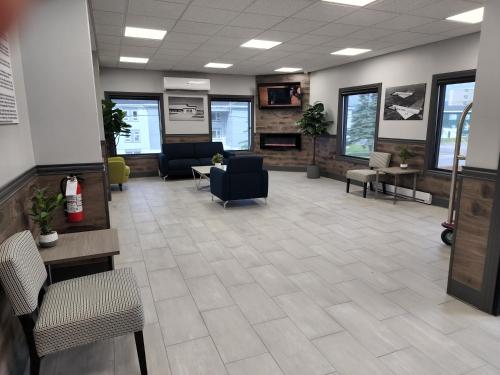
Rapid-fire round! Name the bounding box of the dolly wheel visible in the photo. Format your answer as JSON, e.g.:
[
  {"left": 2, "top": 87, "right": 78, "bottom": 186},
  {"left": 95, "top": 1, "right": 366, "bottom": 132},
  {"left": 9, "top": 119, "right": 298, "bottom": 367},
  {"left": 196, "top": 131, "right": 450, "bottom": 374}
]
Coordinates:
[{"left": 441, "top": 228, "right": 454, "bottom": 246}]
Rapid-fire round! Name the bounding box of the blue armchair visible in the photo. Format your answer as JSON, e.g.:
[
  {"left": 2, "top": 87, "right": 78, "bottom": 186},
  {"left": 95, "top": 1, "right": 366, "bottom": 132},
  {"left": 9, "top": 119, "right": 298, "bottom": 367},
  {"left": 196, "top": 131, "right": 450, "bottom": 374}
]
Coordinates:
[{"left": 210, "top": 156, "right": 268, "bottom": 207}]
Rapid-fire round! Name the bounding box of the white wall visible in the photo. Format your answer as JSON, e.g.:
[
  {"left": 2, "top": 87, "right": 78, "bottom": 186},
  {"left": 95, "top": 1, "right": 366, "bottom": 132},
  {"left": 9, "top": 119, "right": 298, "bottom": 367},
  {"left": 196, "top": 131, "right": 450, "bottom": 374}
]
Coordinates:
[
  {"left": 93, "top": 53, "right": 105, "bottom": 140},
  {"left": 311, "top": 33, "right": 480, "bottom": 140},
  {"left": 100, "top": 68, "right": 256, "bottom": 134},
  {"left": 466, "top": 1, "right": 500, "bottom": 170},
  {"left": 0, "top": 30, "right": 35, "bottom": 186},
  {"left": 20, "top": 0, "right": 102, "bottom": 165}
]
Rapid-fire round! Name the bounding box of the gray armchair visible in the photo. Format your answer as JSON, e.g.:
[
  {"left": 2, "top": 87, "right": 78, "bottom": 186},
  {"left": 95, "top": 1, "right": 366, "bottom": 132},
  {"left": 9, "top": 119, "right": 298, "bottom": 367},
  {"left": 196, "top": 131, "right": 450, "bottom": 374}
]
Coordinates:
[{"left": 346, "top": 152, "right": 391, "bottom": 198}]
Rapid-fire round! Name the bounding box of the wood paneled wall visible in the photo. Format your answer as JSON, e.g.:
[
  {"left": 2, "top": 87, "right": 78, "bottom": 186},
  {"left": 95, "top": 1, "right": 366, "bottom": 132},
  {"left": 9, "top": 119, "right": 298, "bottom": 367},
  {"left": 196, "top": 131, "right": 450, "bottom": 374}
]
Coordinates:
[
  {"left": 0, "top": 164, "right": 109, "bottom": 375},
  {"left": 123, "top": 156, "right": 158, "bottom": 178},
  {"left": 165, "top": 134, "right": 210, "bottom": 144}
]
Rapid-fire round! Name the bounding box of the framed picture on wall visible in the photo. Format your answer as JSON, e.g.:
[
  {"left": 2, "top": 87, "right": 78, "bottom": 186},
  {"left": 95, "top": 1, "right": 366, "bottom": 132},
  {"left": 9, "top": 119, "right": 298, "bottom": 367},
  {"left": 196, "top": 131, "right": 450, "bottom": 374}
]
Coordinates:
[
  {"left": 383, "top": 83, "right": 426, "bottom": 120},
  {"left": 168, "top": 96, "right": 205, "bottom": 121}
]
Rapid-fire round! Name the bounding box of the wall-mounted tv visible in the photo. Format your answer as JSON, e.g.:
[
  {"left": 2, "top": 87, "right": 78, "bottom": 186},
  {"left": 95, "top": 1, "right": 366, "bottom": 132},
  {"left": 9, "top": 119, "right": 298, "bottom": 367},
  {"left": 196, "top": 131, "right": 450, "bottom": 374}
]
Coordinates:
[{"left": 258, "top": 82, "right": 302, "bottom": 109}]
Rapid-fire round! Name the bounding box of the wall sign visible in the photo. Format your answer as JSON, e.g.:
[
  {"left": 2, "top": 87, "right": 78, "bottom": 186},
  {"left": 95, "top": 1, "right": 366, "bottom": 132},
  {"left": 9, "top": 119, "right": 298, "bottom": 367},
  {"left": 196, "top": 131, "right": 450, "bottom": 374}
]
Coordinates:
[{"left": 0, "top": 35, "right": 19, "bottom": 125}]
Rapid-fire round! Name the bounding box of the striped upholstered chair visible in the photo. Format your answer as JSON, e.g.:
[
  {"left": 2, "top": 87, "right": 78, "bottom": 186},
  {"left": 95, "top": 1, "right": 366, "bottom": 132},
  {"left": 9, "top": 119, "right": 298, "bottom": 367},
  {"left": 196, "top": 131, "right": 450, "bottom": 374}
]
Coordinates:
[
  {"left": 0, "top": 231, "right": 147, "bottom": 375},
  {"left": 346, "top": 152, "right": 391, "bottom": 198}
]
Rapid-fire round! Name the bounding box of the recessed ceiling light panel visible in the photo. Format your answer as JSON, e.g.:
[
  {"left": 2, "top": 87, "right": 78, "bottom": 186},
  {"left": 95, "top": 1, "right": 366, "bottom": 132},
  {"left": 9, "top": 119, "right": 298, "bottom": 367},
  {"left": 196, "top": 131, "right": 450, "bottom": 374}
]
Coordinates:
[
  {"left": 331, "top": 48, "right": 371, "bottom": 56},
  {"left": 241, "top": 39, "right": 282, "bottom": 49},
  {"left": 124, "top": 26, "right": 167, "bottom": 40},
  {"left": 120, "top": 56, "right": 149, "bottom": 63},
  {"left": 322, "top": 0, "right": 377, "bottom": 6},
  {"left": 204, "top": 62, "right": 233, "bottom": 69},
  {"left": 446, "top": 7, "right": 484, "bottom": 24},
  {"left": 275, "top": 67, "right": 303, "bottom": 73}
]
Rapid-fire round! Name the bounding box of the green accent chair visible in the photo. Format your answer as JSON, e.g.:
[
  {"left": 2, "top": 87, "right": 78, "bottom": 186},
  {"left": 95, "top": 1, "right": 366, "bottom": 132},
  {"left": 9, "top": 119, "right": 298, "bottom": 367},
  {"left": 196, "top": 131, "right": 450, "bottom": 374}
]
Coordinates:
[{"left": 108, "top": 157, "right": 130, "bottom": 191}]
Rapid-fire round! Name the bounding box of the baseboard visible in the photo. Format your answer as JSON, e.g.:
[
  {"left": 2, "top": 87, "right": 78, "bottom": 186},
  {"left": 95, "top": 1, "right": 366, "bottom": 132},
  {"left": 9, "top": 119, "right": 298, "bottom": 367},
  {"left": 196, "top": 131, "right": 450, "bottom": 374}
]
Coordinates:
[{"left": 265, "top": 165, "right": 306, "bottom": 172}]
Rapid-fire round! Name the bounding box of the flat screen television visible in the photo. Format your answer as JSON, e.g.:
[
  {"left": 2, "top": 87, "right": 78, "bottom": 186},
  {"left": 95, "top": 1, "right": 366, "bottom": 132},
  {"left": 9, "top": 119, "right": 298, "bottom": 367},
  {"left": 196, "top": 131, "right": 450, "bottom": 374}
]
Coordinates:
[{"left": 258, "top": 82, "right": 302, "bottom": 109}]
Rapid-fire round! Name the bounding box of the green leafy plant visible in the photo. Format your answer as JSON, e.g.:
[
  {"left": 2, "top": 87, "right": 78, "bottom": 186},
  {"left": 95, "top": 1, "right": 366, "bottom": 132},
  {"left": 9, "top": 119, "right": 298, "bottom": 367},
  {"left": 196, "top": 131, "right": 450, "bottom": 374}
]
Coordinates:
[
  {"left": 212, "top": 153, "right": 223, "bottom": 164},
  {"left": 296, "top": 102, "right": 330, "bottom": 165},
  {"left": 29, "top": 188, "right": 65, "bottom": 235},
  {"left": 399, "top": 146, "right": 415, "bottom": 164},
  {"left": 102, "top": 99, "right": 132, "bottom": 156}
]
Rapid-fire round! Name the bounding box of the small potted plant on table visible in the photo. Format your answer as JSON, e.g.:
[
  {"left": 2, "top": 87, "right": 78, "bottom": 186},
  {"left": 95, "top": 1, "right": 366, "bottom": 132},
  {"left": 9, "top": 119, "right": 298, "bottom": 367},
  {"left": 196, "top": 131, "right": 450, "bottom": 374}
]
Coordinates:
[
  {"left": 212, "top": 153, "right": 223, "bottom": 168},
  {"left": 399, "top": 146, "right": 415, "bottom": 169},
  {"left": 29, "top": 188, "right": 65, "bottom": 248}
]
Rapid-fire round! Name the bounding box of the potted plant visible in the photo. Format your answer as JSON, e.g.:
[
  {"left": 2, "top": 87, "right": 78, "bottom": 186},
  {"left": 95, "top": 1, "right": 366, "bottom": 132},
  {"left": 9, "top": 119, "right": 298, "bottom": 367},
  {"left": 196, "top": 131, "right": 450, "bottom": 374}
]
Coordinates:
[
  {"left": 399, "top": 146, "right": 415, "bottom": 169},
  {"left": 29, "top": 188, "right": 65, "bottom": 248},
  {"left": 102, "top": 99, "right": 132, "bottom": 156},
  {"left": 296, "top": 102, "right": 330, "bottom": 179},
  {"left": 212, "top": 153, "right": 223, "bottom": 168}
]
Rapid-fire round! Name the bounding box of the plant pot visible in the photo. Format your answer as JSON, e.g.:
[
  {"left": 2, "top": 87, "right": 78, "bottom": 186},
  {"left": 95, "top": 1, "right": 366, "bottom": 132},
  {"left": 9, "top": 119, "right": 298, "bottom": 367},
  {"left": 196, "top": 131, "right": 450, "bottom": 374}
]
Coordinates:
[
  {"left": 39, "top": 231, "right": 58, "bottom": 248},
  {"left": 215, "top": 163, "right": 222, "bottom": 168},
  {"left": 307, "top": 165, "right": 320, "bottom": 179},
  {"left": 400, "top": 163, "right": 408, "bottom": 169}
]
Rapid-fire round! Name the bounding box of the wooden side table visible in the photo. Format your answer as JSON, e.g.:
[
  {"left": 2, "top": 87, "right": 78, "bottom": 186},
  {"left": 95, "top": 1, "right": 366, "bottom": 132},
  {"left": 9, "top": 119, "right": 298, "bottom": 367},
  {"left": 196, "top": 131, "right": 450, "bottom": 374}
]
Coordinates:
[
  {"left": 39, "top": 229, "right": 119, "bottom": 284},
  {"left": 375, "top": 167, "right": 421, "bottom": 204}
]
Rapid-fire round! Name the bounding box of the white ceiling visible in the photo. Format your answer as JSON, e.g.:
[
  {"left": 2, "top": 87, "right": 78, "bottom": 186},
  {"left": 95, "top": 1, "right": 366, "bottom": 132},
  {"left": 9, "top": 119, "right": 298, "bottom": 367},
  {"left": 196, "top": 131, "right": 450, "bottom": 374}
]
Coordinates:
[{"left": 90, "top": 0, "right": 483, "bottom": 75}]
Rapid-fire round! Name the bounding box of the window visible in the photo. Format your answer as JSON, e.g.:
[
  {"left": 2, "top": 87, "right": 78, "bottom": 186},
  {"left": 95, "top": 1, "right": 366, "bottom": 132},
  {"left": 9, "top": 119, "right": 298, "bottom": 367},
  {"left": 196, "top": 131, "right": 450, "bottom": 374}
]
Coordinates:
[
  {"left": 427, "top": 70, "right": 476, "bottom": 171},
  {"left": 107, "top": 94, "right": 164, "bottom": 155},
  {"left": 210, "top": 97, "right": 252, "bottom": 151},
  {"left": 337, "top": 84, "right": 381, "bottom": 159}
]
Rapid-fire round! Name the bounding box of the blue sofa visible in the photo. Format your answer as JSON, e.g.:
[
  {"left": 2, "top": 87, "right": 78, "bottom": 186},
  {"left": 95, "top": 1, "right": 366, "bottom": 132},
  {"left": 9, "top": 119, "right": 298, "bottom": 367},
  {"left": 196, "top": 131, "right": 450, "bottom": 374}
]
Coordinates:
[
  {"left": 210, "top": 156, "right": 268, "bottom": 207},
  {"left": 158, "top": 142, "right": 234, "bottom": 178}
]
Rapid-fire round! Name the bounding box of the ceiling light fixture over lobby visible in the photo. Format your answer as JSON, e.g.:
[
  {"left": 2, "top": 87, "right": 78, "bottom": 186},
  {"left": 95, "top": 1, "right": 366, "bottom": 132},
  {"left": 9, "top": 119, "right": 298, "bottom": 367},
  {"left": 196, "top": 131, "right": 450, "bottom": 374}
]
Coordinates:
[
  {"left": 275, "top": 67, "right": 303, "bottom": 73},
  {"left": 120, "top": 56, "right": 149, "bottom": 63},
  {"left": 321, "top": 0, "right": 377, "bottom": 6},
  {"left": 124, "top": 26, "right": 167, "bottom": 40},
  {"left": 446, "top": 7, "right": 484, "bottom": 24},
  {"left": 204, "top": 62, "right": 233, "bottom": 69},
  {"left": 331, "top": 48, "right": 371, "bottom": 56},
  {"left": 241, "top": 39, "right": 282, "bottom": 49}
]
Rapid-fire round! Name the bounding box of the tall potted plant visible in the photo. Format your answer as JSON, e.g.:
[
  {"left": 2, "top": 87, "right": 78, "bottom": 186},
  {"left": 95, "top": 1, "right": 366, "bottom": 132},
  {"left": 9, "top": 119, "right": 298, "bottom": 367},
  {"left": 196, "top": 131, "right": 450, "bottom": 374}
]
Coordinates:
[
  {"left": 102, "top": 99, "right": 132, "bottom": 156},
  {"left": 296, "top": 102, "right": 330, "bottom": 179},
  {"left": 29, "top": 188, "right": 65, "bottom": 248}
]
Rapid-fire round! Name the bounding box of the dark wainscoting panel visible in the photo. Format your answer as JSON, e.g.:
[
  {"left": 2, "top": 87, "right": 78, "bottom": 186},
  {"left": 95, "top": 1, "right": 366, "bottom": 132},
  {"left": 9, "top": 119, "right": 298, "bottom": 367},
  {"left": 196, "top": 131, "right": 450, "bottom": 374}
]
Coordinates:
[
  {"left": 0, "top": 162, "right": 110, "bottom": 375},
  {"left": 165, "top": 134, "right": 210, "bottom": 144},
  {"left": 123, "top": 155, "right": 158, "bottom": 178}
]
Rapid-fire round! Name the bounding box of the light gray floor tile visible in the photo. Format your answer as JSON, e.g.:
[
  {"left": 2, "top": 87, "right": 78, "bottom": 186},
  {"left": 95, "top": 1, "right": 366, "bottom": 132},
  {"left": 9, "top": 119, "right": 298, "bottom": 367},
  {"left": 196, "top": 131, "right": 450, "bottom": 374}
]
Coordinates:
[
  {"left": 215, "top": 230, "right": 245, "bottom": 247},
  {"left": 139, "top": 232, "right": 168, "bottom": 251},
  {"left": 348, "top": 248, "right": 403, "bottom": 273},
  {"left": 116, "top": 243, "right": 143, "bottom": 264},
  {"left": 254, "top": 318, "right": 334, "bottom": 375},
  {"left": 226, "top": 353, "right": 284, "bottom": 375},
  {"left": 212, "top": 259, "right": 255, "bottom": 286},
  {"left": 140, "top": 287, "right": 159, "bottom": 325},
  {"left": 289, "top": 272, "right": 350, "bottom": 308},
  {"left": 157, "top": 295, "right": 208, "bottom": 346},
  {"left": 342, "top": 262, "right": 404, "bottom": 293},
  {"left": 143, "top": 247, "right": 177, "bottom": 271},
  {"left": 167, "top": 236, "right": 199, "bottom": 255},
  {"left": 149, "top": 268, "right": 189, "bottom": 301},
  {"left": 277, "top": 239, "right": 318, "bottom": 259},
  {"left": 143, "top": 323, "right": 172, "bottom": 375},
  {"left": 229, "top": 245, "right": 269, "bottom": 268},
  {"left": 465, "top": 365, "right": 500, "bottom": 375},
  {"left": 337, "top": 279, "right": 406, "bottom": 320},
  {"left": 203, "top": 305, "right": 267, "bottom": 363},
  {"left": 301, "top": 256, "right": 354, "bottom": 284},
  {"left": 313, "top": 331, "right": 395, "bottom": 375},
  {"left": 264, "top": 251, "right": 308, "bottom": 275},
  {"left": 135, "top": 220, "right": 161, "bottom": 235},
  {"left": 380, "top": 347, "right": 454, "bottom": 375},
  {"left": 388, "top": 269, "right": 451, "bottom": 304},
  {"left": 114, "top": 334, "right": 141, "bottom": 375},
  {"left": 326, "top": 302, "right": 408, "bottom": 357},
  {"left": 450, "top": 326, "right": 500, "bottom": 370},
  {"left": 175, "top": 253, "right": 214, "bottom": 279},
  {"left": 116, "top": 261, "right": 149, "bottom": 287},
  {"left": 248, "top": 265, "right": 298, "bottom": 297},
  {"left": 275, "top": 292, "right": 342, "bottom": 339},
  {"left": 385, "top": 314, "right": 485, "bottom": 374},
  {"left": 228, "top": 283, "right": 286, "bottom": 324},
  {"left": 167, "top": 337, "right": 227, "bottom": 375},
  {"left": 187, "top": 274, "right": 234, "bottom": 311},
  {"left": 197, "top": 240, "right": 234, "bottom": 262}
]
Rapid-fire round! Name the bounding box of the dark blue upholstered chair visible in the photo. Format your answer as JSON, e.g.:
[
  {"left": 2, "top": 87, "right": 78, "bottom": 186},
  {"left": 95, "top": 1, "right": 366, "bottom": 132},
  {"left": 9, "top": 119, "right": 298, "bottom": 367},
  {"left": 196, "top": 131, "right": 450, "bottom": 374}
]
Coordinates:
[{"left": 210, "top": 156, "right": 268, "bottom": 208}]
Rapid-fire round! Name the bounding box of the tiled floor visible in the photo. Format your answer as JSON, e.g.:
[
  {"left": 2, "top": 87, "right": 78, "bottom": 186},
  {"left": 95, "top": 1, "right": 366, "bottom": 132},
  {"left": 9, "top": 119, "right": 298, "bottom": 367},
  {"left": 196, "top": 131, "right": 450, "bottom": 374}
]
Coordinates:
[{"left": 41, "top": 172, "right": 500, "bottom": 375}]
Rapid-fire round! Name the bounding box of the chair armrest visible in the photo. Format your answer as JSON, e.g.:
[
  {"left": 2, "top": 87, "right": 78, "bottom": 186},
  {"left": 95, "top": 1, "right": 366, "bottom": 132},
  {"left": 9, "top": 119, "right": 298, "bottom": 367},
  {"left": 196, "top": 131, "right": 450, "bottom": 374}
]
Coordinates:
[
  {"left": 158, "top": 154, "right": 169, "bottom": 176},
  {"left": 210, "top": 167, "right": 229, "bottom": 200},
  {"left": 223, "top": 151, "right": 235, "bottom": 158}
]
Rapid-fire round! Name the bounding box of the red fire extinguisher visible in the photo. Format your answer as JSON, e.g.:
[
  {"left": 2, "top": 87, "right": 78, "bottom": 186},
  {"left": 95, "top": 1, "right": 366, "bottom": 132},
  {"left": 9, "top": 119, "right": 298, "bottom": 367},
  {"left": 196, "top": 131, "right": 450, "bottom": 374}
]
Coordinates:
[{"left": 60, "top": 176, "right": 84, "bottom": 223}]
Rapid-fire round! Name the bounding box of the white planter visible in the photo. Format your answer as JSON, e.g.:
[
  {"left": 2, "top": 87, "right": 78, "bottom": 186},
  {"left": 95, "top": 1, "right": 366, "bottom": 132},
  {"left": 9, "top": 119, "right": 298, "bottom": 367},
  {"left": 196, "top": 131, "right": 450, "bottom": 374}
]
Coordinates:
[
  {"left": 400, "top": 163, "right": 408, "bottom": 169},
  {"left": 215, "top": 163, "right": 222, "bottom": 168},
  {"left": 39, "top": 231, "right": 58, "bottom": 248}
]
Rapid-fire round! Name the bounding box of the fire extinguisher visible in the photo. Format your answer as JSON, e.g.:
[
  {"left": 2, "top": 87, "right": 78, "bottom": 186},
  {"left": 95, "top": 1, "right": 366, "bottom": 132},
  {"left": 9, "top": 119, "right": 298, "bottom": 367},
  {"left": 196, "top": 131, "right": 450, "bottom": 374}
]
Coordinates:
[{"left": 60, "top": 175, "right": 84, "bottom": 223}]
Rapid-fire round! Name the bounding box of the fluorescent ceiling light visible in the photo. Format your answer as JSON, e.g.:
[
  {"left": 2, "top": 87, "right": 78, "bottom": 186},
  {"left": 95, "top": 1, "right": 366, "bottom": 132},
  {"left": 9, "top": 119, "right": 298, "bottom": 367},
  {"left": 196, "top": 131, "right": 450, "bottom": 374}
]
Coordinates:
[
  {"left": 241, "top": 39, "right": 282, "bottom": 49},
  {"left": 120, "top": 56, "right": 149, "bottom": 63},
  {"left": 204, "top": 62, "right": 233, "bottom": 69},
  {"left": 446, "top": 7, "right": 484, "bottom": 24},
  {"left": 188, "top": 80, "right": 207, "bottom": 84},
  {"left": 275, "top": 67, "right": 302, "bottom": 73},
  {"left": 322, "top": 0, "right": 377, "bottom": 6},
  {"left": 331, "top": 48, "right": 371, "bottom": 56},
  {"left": 124, "top": 26, "right": 167, "bottom": 40}
]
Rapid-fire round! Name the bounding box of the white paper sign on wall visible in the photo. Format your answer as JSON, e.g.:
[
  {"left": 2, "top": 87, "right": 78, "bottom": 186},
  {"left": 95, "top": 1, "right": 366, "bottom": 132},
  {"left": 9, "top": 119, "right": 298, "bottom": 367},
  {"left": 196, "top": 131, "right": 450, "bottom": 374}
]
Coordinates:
[{"left": 0, "top": 35, "right": 19, "bottom": 125}]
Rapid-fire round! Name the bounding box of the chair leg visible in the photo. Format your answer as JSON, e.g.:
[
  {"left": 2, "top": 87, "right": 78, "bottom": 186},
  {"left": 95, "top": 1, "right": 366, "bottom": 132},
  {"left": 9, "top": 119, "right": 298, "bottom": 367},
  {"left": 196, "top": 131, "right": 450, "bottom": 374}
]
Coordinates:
[
  {"left": 346, "top": 179, "right": 351, "bottom": 193},
  {"left": 363, "top": 183, "right": 367, "bottom": 198},
  {"left": 370, "top": 182, "right": 374, "bottom": 191},
  {"left": 134, "top": 331, "right": 148, "bottom": 375},
  {"left": 382, "top": 182, "right": 387, "bottom": 195},
  {"left": 119, "top": 183, "right": 123, "bottom": 191}
]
